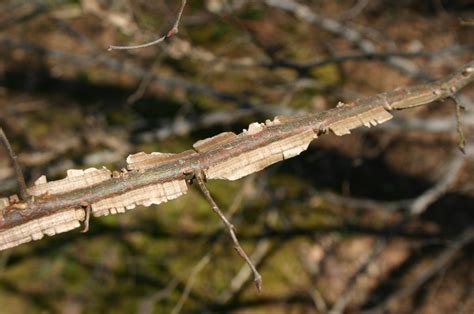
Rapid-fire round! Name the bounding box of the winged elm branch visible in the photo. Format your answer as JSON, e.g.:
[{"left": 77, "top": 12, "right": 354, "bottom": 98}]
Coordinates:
[{"left": 0, "top": 60, "right": 473, "bottom": 251}]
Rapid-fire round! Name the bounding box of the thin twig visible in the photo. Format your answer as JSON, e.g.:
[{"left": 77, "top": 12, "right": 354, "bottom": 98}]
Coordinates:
[
  {"left": 409, "top": 147, "right": 467, "bottom": 215},
  {"left": 108, "top": 0, "right": 187, "bottom": 51},
  {"left": 171, "top": 176, "right": 256, "bottom": 312},
  {"left": 219, "top": 237, "right": 271, "bottom": 302},
  {"left": 194, "top": 170, "right": 263, "bottom": 293},
  {"left": 450, "top": 96, "right": 467, "bottom": 153},
  {"left": 0, "top": 128, "right": 29, "bottom": 201},
  {"left": 216, "top": 174, "right": 279, "bottom": 303}
]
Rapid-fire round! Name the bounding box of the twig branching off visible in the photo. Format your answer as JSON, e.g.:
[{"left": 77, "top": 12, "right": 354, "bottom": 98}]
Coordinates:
[
  {"left": 194, "top": 171, "right": 263, "bottom": 293},
  {"left": 107, "top": 0, "right": 187, "bottom": 51},
  {"left": 0, "top": 128, "right": 29, "bottom": 201}
]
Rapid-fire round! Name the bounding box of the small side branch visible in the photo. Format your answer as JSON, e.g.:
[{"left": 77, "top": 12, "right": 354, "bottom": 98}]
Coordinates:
[
  {"left": 194, "top": 170, "right": 263, "bottom": 293},
  {"left": 108, "top": 0, "right": 187, "bottom": 51},
  {"left": 450, "top": 96, "right": 466, "bottom": 153},
  {"left": 0, "top": 128, "right": 29, "bottom": 201}
]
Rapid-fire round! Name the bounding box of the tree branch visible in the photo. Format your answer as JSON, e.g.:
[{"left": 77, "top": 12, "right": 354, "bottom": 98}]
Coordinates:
[
  {"left": 0, "top": 61, "right": 472, "bottom": 252},
  {"left": 107, "top": 0, "right": 187, "bottom": 51}
]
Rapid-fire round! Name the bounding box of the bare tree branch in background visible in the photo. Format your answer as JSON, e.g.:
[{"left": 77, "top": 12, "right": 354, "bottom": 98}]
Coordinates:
[
  {"left": 108, "top": 0, "right": 187, "bottom": 51},
  {"left": 366, "top": 227, "right": 474, "bottom": 314}
]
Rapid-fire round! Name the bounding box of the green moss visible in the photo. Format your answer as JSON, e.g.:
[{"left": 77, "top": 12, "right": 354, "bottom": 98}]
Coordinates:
[
  {"left": 310, "top": 64, "right": 341, "bottom": 85},
  {"left": 30, "top": 121, "right": 51, "bottom": 138},
  {"left": 107, "top": 107, "right": 136, "bottom": 126},
  {"left": 286, "top": 44, "right": 316, "bottom": 62},
  {"left": 76, "top": 70, "right": 90, "bottom": 84},
  {"left": 290, "top": 88, "right": 320, "bottom": 110},
  {"left": 61, "top": 261, "right": 87, "bottom": 288},
  {"left": 260, "top": 240, "right": 307, "bottom": 293}
]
